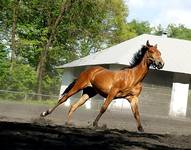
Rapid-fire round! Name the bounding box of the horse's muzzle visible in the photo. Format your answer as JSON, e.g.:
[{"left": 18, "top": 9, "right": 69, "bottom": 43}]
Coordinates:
[{"left": 155, "top": 61, "right": 164, "bottom": 69}]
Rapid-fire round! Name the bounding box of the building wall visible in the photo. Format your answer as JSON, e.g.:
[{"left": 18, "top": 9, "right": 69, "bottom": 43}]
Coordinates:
[
  {"left": 188, "top": 83, "right": 191, "bottom": 117},
  {"left": 140, "top": 70, "right": 173, "bottom": 117},
  {"left": 137, "top": 71, "right": 191, "bottom": 119}
]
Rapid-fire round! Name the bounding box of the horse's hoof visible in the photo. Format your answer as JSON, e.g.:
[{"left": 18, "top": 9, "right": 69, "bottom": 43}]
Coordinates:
[
  {"left": 138, "top": 126, "right": 144, "bottom": 133},
  {"left": 40, "top": 112, "right": 47, "bottom": 117},
  {"left": 65, "top": 122, "right": 73, "bottom": 127},
  {"left": 102, "top": 124, "right": 107, "bottom": 129},
  {"left": 93, "top": 122, "right": 98, "bottom": 127}
]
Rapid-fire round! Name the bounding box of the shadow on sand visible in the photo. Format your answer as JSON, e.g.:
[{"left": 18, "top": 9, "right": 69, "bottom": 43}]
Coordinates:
[{"left": 0, "top": 120, "right": 191, "bottom": 150}]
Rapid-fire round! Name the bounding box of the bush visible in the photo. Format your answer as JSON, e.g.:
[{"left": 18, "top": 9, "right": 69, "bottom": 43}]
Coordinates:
[{"left": 0, "top": 63, "right": 37, "bottom": 93}]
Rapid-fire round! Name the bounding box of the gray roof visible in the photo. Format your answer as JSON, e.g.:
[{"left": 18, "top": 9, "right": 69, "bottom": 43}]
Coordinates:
[{"left": 57, "top": 34, "right": 191, "bottom": 75}]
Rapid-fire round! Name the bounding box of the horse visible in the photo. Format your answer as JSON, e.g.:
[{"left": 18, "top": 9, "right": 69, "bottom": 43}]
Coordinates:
[{"left": 40, "top": 40, "right": 164, "bottom": 132}]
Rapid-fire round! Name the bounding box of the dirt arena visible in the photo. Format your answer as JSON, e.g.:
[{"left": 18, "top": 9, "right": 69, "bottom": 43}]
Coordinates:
[{"left": 0, "top": 101, "right": 191, "bottom": 149}]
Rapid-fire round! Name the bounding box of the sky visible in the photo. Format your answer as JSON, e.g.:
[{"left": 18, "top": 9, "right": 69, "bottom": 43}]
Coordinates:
[{"left": 126, "top": 0, "right": 191, "bottom": 28}]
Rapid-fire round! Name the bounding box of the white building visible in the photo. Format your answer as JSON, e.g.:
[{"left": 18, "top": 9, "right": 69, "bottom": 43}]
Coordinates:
[{"left": 57, "top": 34, "right": 191, "bottom": 118}]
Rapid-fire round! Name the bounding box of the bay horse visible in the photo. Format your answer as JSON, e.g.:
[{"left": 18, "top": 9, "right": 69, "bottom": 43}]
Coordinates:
[{"left": 41, "top": 40, "right": 164, "bottom": 132}]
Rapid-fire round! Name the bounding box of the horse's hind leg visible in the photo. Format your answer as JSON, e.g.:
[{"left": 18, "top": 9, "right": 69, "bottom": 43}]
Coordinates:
[
  {"left": 66, "top": 94, "right": 89, "bottom": 125},
  {"left": 66, "top": 87, "right": 97, "bottom": 124},
  {"left": 40, "top": 79, "right": 88, "bottom": 117}
]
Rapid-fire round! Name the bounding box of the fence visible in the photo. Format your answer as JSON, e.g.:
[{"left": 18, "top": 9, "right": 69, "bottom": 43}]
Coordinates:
[
  {"left": 0, "top": 90, "right": 58, "bottom": 101},
  {"left": 0, "top": 87, "right": 191, "bottom": 119}
]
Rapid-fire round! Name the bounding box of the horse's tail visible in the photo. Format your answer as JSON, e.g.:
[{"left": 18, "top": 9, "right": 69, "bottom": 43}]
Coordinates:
[{"left": 61, "top": 79, "right": 77, "bottom": 96}]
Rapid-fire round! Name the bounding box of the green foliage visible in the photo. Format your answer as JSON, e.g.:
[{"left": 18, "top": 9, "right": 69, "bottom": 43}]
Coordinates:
[
  {"left": 167, "top": 24, "right": 191, "bottom": 41},
  {"left": 56, "top": 0, "right": 130, "bottom": 57},
  {"left": 103, "top": 0, "right": 130, "bottom": 44},
  {"left": 152, "top": 24, "right": 191, "bottom": 41},
  {"left": 0, "top": 0, "right": 161, "bottom": 97},
  {"left": 42, "top": 74, "right": 60, "bottom": 95},
  {"left": 128, "top": 20, "right": 152, "bottom": 36},
  {"left": 0, "top": 44, "right": 10, "bottom": 84},
  {"left": 0, "top": 63, "right": 37, "bottom": 92},
  {"left": 153, "top": 24, "right": 165, "bottom": 36}
]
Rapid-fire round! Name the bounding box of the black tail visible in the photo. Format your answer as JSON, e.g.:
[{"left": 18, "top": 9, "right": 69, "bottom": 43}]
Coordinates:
[{"left": 61, "top": 79, "right": 77, "bottom": 96}]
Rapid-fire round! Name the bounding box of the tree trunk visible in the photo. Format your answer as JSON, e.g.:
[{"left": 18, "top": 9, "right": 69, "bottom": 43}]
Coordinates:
[
  {"left": 10, "top": 0, "right": 20, "bottom": 71},
  {"left": 36, "top": 0, "right": 75, "bottom": 99}
]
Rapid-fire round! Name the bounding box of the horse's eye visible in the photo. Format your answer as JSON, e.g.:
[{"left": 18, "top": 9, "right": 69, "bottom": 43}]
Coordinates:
[{"left": 149, "top": 50, "right": 154, "bottom": 53}]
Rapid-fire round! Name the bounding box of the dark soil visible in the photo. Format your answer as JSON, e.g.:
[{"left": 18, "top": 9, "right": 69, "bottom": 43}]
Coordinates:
[
  {"left": 0, "top": 102, "right": 191, "bottom": 150},
  {"left": 1, "top": 121, "right": 191, "bottom": 150}
]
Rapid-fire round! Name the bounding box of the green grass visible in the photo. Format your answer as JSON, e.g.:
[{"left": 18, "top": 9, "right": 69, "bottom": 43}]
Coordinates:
[{"left": 0, "top": 98, "right": 57, "bottom": 106}]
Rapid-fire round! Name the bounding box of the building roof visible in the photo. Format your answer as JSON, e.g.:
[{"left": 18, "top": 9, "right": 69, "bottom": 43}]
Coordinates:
[{"left": 57, "top": 34, "right": 191, "bottom": 75}]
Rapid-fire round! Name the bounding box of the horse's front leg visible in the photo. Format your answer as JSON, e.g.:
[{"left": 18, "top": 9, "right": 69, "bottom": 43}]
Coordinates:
[
  {"left": 128, "top": 96, "right": 144, "bottom": 132},
  {"left": 93, "top": 88, "right": 118, "bottom": 127}
]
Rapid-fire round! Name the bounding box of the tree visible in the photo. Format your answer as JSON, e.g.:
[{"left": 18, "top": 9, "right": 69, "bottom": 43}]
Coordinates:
[
  {"left": 36, "top": 0, "right": 76, "bottom": 99},
  {"left": 0, "top": 44, "right": 9, "bottom": 88},
  {"left": 128, "top": 19, "right": 152, "bottom": 36},
  {"left": 103, "top": 0, "right": 131, "bottom": 44},
  {"left": 33, "top": 0, "right": 130, "bottom": 97},
  {"left": 167, "top": 24, "right": 191, "bottom": 41},
  {"left": 153, "top": 24, "right": 165, "bottom": 36},
  {"left": 10, "top": 0, "right": 20, "bottom": 70},
  {"left": 0, "top": 0, "right": 133, "bottom": 98}
]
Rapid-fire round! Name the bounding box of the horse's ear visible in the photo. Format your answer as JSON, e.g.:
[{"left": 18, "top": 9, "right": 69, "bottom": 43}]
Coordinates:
[
  {"left": 154, "top": 44, "right": 157, "bottom": 48},
  {"left": 146, "top": 40, "right": 150, "bottom": 47}
]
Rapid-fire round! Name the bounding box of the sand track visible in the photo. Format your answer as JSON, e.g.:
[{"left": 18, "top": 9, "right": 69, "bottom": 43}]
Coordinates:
[
  {"left": 1, "top": 121, "right": 191, "bottom": 150},
  {"left": 0, "top": 102, "right": 191, "bottom": 149}
]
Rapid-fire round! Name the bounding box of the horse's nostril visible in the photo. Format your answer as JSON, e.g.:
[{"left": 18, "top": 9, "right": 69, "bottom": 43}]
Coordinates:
[
  {"left": 158, "top": 62, "right": 164, "bottom": 69},
  {"left": 161, "top": 62, "right": 164, "bottom": 67}
]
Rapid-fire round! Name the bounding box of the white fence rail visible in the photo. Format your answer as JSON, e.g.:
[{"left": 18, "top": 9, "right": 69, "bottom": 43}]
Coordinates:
[{"left": 0, "top": 90, "right": 58, "bottom": 101}]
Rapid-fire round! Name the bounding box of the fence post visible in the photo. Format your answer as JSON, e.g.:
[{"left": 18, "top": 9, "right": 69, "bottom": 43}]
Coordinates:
[{"left": 24, "top": 93, "right": 28, "bottom": 101}]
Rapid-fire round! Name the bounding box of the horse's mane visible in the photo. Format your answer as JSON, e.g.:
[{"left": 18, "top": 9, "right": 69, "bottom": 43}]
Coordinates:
[{"left": 121, "top": 45, "right": 148, "bottom": 70}]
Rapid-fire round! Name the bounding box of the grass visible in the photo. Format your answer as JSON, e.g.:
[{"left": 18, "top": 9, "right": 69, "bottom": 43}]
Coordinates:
[{"left": 0, "top": 98, "right": 57, "bottom": 106}]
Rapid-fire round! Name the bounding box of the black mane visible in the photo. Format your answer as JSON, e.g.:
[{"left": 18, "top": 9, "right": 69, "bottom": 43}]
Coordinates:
[{"left": 121, "top": 46, "right": 148, "bottom": 70}]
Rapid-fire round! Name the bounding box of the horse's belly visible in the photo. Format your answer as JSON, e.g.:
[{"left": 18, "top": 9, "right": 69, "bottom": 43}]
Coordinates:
[
  {"left": 92, "top": 81, "right": 111, "bottom": 96},
  {"left": 91, "top": 73, "right": 114, "bottom": 96}
]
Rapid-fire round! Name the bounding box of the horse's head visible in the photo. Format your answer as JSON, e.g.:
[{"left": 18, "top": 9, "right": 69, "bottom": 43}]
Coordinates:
[{"left": 145, "top": 40, "right": 164, "bottom": 69}]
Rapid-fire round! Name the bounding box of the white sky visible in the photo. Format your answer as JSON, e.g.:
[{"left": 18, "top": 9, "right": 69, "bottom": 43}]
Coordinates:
[{"left": 126, "top": 0, "right": 191, "bottom": 28}]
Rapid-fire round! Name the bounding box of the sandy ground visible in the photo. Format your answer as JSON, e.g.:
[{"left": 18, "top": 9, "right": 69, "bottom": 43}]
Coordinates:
[{"left": 0, "top": 101, "right": 191, "bottom": 149}]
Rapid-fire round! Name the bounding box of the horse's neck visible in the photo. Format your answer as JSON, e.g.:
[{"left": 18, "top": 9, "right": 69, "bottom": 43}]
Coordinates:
[
  {"left": 135, "top": 54, "right": 150, "bottom": 81},
  {"left": 126, "top": 55, "right": 149, "bottom": 84}
]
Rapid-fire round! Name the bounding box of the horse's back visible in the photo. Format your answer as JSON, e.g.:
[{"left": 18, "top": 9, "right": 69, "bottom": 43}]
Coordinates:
[
  {"left": 81, "top": 66, "right": 105, "bottom": 77},
  {"left": 90, "top": 67, "right": 123, "bottom": 94},
  {"left": 78, "top": 66, "right": 123, "bottom": 92},
  {"left": 77, "top": 66, "right": 105, "bottom": 82}
]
